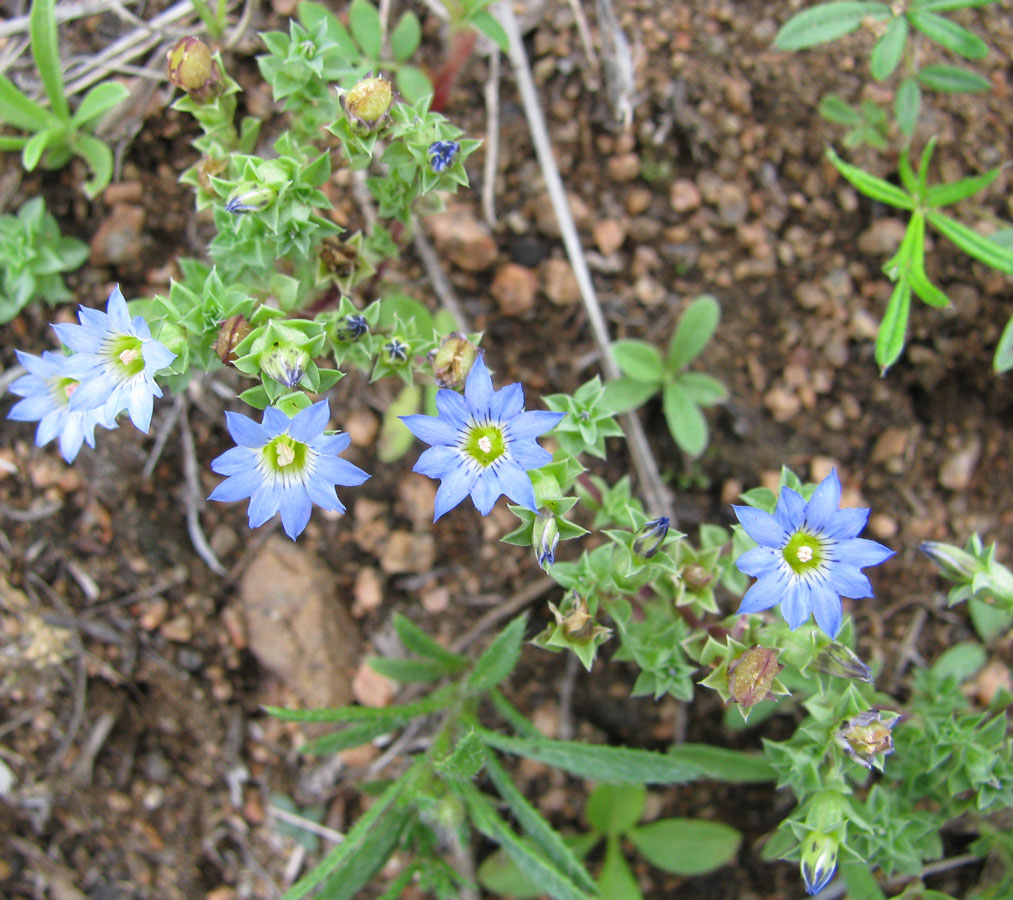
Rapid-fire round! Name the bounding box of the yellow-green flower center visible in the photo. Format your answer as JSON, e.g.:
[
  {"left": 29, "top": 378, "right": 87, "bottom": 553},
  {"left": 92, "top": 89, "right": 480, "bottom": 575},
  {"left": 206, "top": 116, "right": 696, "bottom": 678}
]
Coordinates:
[
  {"left": 464, "top": 424, "right": 506, "bottom": 468},
  {"left": 782, "top": 531, "right": 824, "bottom": 575},
  {"left": 53, "top": 377, "right": 79, "bottom": 407},
  {"left": 108, "top": 335, "right": 145, "bottom": 377},
  {"left": 263, "top": 435, "right": 308, "bottom": 475}
]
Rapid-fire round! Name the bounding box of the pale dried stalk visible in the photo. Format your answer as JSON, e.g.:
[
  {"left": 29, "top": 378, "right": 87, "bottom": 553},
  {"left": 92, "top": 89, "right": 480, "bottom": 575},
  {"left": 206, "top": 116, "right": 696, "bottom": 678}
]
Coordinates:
[{"left": 493, "top": 3, "right": 674, "bottom": 521}]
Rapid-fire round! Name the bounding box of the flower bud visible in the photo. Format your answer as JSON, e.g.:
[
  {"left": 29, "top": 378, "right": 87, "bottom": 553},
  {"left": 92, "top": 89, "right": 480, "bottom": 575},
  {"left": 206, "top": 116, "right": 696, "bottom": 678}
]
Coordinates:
[
  {"left": 430, "top": 333, "right": 478, "bottom": 390},
  {"left": 336, "top": 314, "right": 369, "bottom": 343},
  {"left": 800, "top": 831, "right": 838, "bottom": 896},
  {"left": 340, "top": 76, "right": 393, "bottom": 132},
  {"left": 633, "top": 516, "right": 670, "bottom": 559},
  {"left": 319, "top": 236, "right": 359, "bottom": 280},
  {"left": 428, "top": 140, "right": 461, "bottom": 173},
  {"left": 385, "top": 338, "right": 409, "bottom": 364},
  {"left": 261, "top": 344, "right": 310, "bottom": 388},
  {"left": 166, "top": 37, "right": 222, "bottom": 102},
  {"left": 225, "top": 182, "right": 275, "bottom": 215},
  {"left": 813, "top": 641, "right": 873, "bottom": 684},
  {"left": 533, "top": 511, "right": 559, "bottom": 570},
  {"left": 682, "top": 564, "right": 714, "bottom": 592},
  {"left": 835, "top": 710, "right": 897, "bottom": 769},
  {"left": 556, "top": 596, "right": 597, "bottom": 643},
  {"left": 919, "top": 540, "right": 980, "bottom": 584},
  {"left": 728, "top": 646, "right": 782, "bottom": 708},
  {"left": 214, "top": 315, "right": 252, "bottom": 366}
]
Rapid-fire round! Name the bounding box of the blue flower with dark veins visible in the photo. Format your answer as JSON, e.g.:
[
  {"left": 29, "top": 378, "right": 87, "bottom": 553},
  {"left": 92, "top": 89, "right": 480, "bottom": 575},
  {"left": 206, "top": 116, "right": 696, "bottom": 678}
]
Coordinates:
[
  {"left": 53, "top": 285, "right": 176, "bottom": 434},
  {"left": 400, "top": 354, "right": 564, "bottom": 521},
  {"left": 732, "top": 470, "right": 894, "bottom": 638},
  {"left": 7, "top": 350, "right": 117, "bottom": 462},
  {"left": 427, "top": 140, "right": 460, "bottom": 173},
  {"left": 208, "top": 400, "right": 370, "bottom": 540}
]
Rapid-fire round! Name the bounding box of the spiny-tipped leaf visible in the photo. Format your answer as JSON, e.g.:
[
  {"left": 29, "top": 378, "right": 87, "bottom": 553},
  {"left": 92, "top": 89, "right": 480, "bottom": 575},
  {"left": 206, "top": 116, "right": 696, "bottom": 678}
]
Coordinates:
[
  {"left": 467, "top": 614, "right": 527, "bottom": 692},
  {"left": 826, "top": 147, "right": 914, "bottom": 208},
  {"left": 393, "top": 613, "right": 469, "bottom": 671},
  {"left": 925, "top": 167, "right": 1001, "bottom": 207},
  {"left": 627, "top": 819, "right": 741, "bottom": 875},
  {"left": 774, "top": 2, "right": 891, "bottom": 51},
  {"left": 876, "top": 278, "right": 912, "bottom": 372},
  {"left": 916, "top": 64, "right": 991, "bottom": 92},
  {"left": 485, "top": 752, "right": 599, "bottom": 893},
  {"left": 478, "top": 730, "right": 704, "bottom": 784},
  {"left": 870, "top": 16, "right": 908, "bottom": 81},
  {"left": 895, "top": 77, "right": 921, "bottom": 136},
  {"left": 29, "top": 0, "right": 69, "bottom": 121},
  {"left": 928, "top": 211, "right": 1013, "bottom": 274},
  {"left": 612, "top": 339, "right": 663, "bottom": 383},
  {"left": 907, "top": 11, "right": 988, "bottom": 59},
  {"left": 666, "top": 295, "right": 720, "bottom": 369}
]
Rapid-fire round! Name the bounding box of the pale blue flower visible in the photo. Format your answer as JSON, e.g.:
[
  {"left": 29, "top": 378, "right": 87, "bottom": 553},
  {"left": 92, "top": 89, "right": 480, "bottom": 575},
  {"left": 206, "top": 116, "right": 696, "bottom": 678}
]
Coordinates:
[
  {"left": 208, "top": 400, "right": 369, "bottom": 540},
  {"left": 7, "top": 350, "right": 116, "bottom": 462},
  {"left": 400, "top": 355, "right": 563, "bottom": 521},
  {"left": 53, "top": 285, "right": 176, "bottom": 434},
  {"left": 733, "top": 470, "right": 894, "bottom": 638}
]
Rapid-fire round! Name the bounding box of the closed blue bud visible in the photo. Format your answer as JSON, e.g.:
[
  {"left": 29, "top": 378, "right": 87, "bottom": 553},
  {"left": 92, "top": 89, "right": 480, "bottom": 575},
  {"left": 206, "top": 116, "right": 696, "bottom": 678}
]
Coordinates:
[
  {"left": 533, "top": 511, "right": 559, "bottom": 570},
  {"left": 225, "top": 183, "right": 275, "bottom": 215},
  {"left": 336, "top": 314, "right": 369, "bottom": 343},
  {"left": 428, "top": 140, "right": 460, "bottom": 173},
  {"left": 800, "top": 832, "right": 838, "bottom": 895},
  {"left": 633, "top": 516, "right": 670, "bottom": 558}
]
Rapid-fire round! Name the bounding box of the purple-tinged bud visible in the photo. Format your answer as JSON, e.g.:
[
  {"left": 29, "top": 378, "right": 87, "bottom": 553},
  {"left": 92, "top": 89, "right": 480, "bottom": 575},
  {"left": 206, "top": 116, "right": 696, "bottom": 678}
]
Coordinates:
[
  {"left": 385, "top": 338, "right": 409, "bottom": 364},
  {"left": 429, "top": 333, "right": 478, "bottom": 389},
  {"left": 683, "top": 564, "right": 714, "bottom": 592},
  {"left": 533, "top": 511, "right": 559, "bottom": 570},
  {"left": 633, "top": 516, "right": 670, "bottom": 558},
  {"left": 336, "top": 314, "right": 369, "bottom": 343},
  {"left": 728, "top": 646, "right": 782, "bottom": 708},
  {"left": 214, "top": 315, "right": 252, "bottom": 366},
  {"left": 319, "top": 236, "right": 359, "bottom": 280},
  {"left": 225, "top": 182, "right": 275, "bottom": 215},
  {"left": 813, "top": 641, "right": 873, "bottom": 684},
  {"left": 261, "top": 345, "right": 310, "bottom": 388},
  {"left": 428, "top": 140, "right": 461, "bottom": 173},
  {"left": 167, "top": 37, "right": 222, "bottom": 102},
  {"left": 340, "top": 76, "right": 393, "bottom": 132},
  {"left": 835, "top": 710, "right": 897, "bottom": 769},
  {"left": 800, "top": 832, "right": 838, "bottom": 896}
]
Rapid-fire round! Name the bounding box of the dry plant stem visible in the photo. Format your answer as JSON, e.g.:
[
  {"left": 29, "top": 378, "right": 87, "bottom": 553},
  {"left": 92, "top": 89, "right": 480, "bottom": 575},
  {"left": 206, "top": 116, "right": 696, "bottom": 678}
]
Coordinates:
[
  {"left": 450, "top": 576, "right": 555, "bottom": 654},
  {"left": 269, "top": 804, "right": 346, "bottom": 844},
  {"left": 177, "top": 394, "right": 227, "bottom": 575},
  {"left": 143, "top": 390, "right": 184, "bottom": 478},
  {"left": 494, "top": 2, "right": 674, "bottom": 523},
  {"left": 413, "top": 218, "right": 470, "bottom": 330},
  {"left": 481, "top": 45, "right": 501, "bottom": 228},
  {"left": 566, "top": 0, "right": 599, "bottom": 72},
  {"left": 0, "top": 0, "right": 140, "bottom": 38}
]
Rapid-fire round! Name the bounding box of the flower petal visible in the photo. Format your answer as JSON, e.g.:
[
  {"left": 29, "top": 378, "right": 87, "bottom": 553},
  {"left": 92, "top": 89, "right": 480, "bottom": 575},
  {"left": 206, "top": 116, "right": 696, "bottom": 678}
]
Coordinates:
[
  {"left": 290, "top": 400, "right": 329, "bottom": 443},
  {"left": 470, "top": 470, "right": 502, "bottom": 515},
  {"left": 279, "top": 485, "right": 312, "bottom": 539},
  {"left": 827, "top": 563, "right": 873, "bottom": 600},
  {"left": 248, "top": 482, "right": 283, "bottom": 528},
  {"left": 508, "top": 438, "right": 552, "bottom": 471},
  {"left": 105, "top": 286, "right": 131, "bottom": 329},
  {"left": 508, "top": 409, "right": 564, "bottom": 441},
  {"left": 211, "top": 445, "right": 257, "bottom": 475},
  {"left": 490, "top": 459, "right": 537, "bottom": 511},
  {"left": 836, "top": 537, "right": 895, "bottom": 569},
  {"left": 433, "top": 462, "right": 476, "bottom": 520},
  {"left": 463, "top": 354, "right": 493, "bottom": 417},
  {"left": 737, "top": 572, "right": 785, "bottom": 614},
  {"left": 413, "top": 445, "right": 461, "bottom": 479},
  {"left": 490, "top": 382, "right": 524, "bottom": 420},
  {"left": 400, "top": 413, "right": 458, "bottom": 447},
  {"left": 209, "top": 465, "right": 263, "bottom": 503},
  {"left": 262, "top": 406, "right": 291, "bottom": 436},
  {"left": 733, "top": 505, "right": 788, "bottom": 548},
  {"left": 736, "top": 546, "right": 782, "bottom": 578},
  {"left": 314, "top": 455, "right": 370, "bottom": 487},
  {"left": 822, "top": 506, "right": 869, "bottom": 540},
  {"left": 805, "top": 469, "right": 841, "bottom": 533},
  {"left": 225, "top": 411, "right": 269, "bottom": 447},
  {"left": 773, "top": 487, "right": 805, "bottom": 531},
  {"left": 435, "top": 389, "right": 469, "bottom": 429},
  {"left": 779, "top": 582, "right": 811, "bottom": 630},
  {"left": 305, "top": 476, "right": 345, "bottom": 514},
  {"left": 807, "top": 580, "right": 843, "bottom": 638}
]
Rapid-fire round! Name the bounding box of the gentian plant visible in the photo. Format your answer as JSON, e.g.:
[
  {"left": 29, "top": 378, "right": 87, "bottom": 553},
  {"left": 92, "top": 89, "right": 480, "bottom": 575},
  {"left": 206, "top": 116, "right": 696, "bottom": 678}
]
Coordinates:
[{"left": 3, "top": 3, "right": 1011, "bottom": 899}]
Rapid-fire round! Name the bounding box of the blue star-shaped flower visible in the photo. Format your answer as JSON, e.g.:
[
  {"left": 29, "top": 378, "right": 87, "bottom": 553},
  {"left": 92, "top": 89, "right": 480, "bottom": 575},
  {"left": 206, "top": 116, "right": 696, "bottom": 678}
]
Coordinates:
[
  {"left": 732, "top": 470, "right": 894, "bottom": 638},
  {"left": 53, "top": 285, "right": 176, "bottom": 433},
  {"left": 7, "top": 350, "right": 117, "bottom": 462},
  {"left": 400, "top": 355, "right": 564, "bottom": 521},
  {"left": 208, "top": 399, "right": 370, "bottom": 540},
  {"left": 427, "top": 140, "right": 460, "bottom": 173}
]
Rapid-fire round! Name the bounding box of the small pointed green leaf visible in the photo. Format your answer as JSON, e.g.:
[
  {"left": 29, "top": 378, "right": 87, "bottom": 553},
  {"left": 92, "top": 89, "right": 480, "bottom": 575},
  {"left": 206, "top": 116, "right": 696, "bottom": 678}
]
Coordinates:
[
  {"left": 467, "top": 614, "right": 527, "bottom": 692},
  {"left": 392, "top": 613, "right": 469, "bottom": 671},
  {"left": 916, "top": 64, "right": 991, "bottom": 93},
  {"left": 774, "top": 2, "right": 891, "bottom": 51},
  {"left": 627, "top": 819, "right": 741, "bottom": 875},
  {"left": 666, "top": 295, "right": 720, "bottom": 369},
  {"left": 895, "top": 77, "right": 921, "bottom": 137},
  {"left": 0, "top": 73, "right": 51, "bottom": 130},
  {"left": 395, "top": 66, "right": 433, "bottom": 105},
  {"left": 663, "top": 382, "right": 708, "bottom": 458},
  {"left": 600, "top": 377, "right": 658, "bottom": 414},
  {"left": 349, "top": 0, "right": 382, "bottom": 59},
  {"left": 470, "top": 9, "right": 510, "bottom": 53},
  {"left": 870, "top": 16, "right": 908, "bottom": 81},
  {"left": 599, "top": 836, "right": 642, "bottom": 900},
  {"left": 390, "top": 10, "right": 421, "bottom": 62},
  {"left": 586, "top": 784, "right": 646, "bottom": 836},
  {"left": 368, "top": 656, "right": 450, "bottom": 683},
  {"left": 676, "top": 371, "right": 728, "bottom": 406},
  {"left": 818, "top": 94, "right": 861, "bottom": 126},
  {"left": 612, "top": 339, "right": 664, "bottom": 382},
  {"left": 876, "top": 278, "right": 911, "bottom": 372},
  {"left": 907, "top": 10, "right": 988, "bottom": 59},
  {"left": 994, "top": 313, "right": 1013, "bottom": 373},
  {"left": 73, "top": 134, "right": 114, "bottom": 198},
  {"left": 925, "top": 166, "right": 1000, "bottom": 207},
  {"left": 71, "top": 81, "right": 129, "bottom": 128},
  {"left": 928, "top": 210, "right": 1013, "bottom": 274},
  {"left": 825, "top": 147, "right": 914, "bottom": 208}
]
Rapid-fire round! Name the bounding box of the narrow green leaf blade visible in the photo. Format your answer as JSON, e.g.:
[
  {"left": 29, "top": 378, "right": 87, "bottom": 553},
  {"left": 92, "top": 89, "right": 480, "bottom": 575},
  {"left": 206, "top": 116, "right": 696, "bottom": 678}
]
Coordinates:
[
  {"left": 916, "top": 63, "right": 991, "bottom": 93},
  {"left": 317, "top": 807, "right": 406, "bottom": 900},
  {"left": 925, "top": 166, "right": 1000, "bottom": 207},
  {"left": 612, "top": 339, "right": 663, "bottom": 382},
  {"left": 393, "top": 613, "right": 469, "bottom": 671},
  {"left": 663, "top": 382, "right": 708, "bottom": 458},
  {"left": 870, "top": 16, "right": 908, "bottom": 81},
  {"left": 876, "top": 278, "right": 912, "bottom": 372},
  {"left": 0, "top": 72, "right": 51, "bottom": 130},
  {"left": 485, "top": 752, "right": 599, "bottom": 893},
  {"left": 666, "top": 295, "right": 720, "bottom": 369},
  {"left": 666, "top": 744, "right": 775, "bottom": 782},
  {"left": 774, "top": 2, "right": 891, "bottom": 51},
  {"left": 825, "top": 147, "right": 914, "bottom": 209},
  {"left": 467, "top": 614, "right": 527, "bottom": 692},
  {"left": 478, "top": 730, "right": 704, "bottom": 785},
  {"left": 907, "top": 10, "right": 988, "bottom": 59},
  {"left": 928, "top": 210, "right": 1013, "bottom": 273},
  {"left": 627, "top": 819, "right": 741, "bottom": 875},
  {"left": 368, "top": 655, "right": 450, "bottom": 683},
  {"left": 29, "top": 0, "right": 69, "bottom": 121},
  {"left": 911, "top": 0, "right": 996, "bottom": 9},
  {"left": 994, "top": 313, "right": 1013, "bottom": 373},
  {"left": 840, "top": 860, "right": 888, "bottom": 900},
  {"left": 265, "top": 685, "right": 454, "bottom": 723},
  {"left": 895, "top": 77, "right": 921, "bottom": 136}
]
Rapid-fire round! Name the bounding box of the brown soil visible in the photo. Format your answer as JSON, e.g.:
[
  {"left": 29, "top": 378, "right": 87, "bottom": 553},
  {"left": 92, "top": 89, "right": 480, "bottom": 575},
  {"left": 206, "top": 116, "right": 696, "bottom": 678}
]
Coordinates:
[{"left": 2, "top": 2, "right": 1012, "bottom": 899}]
